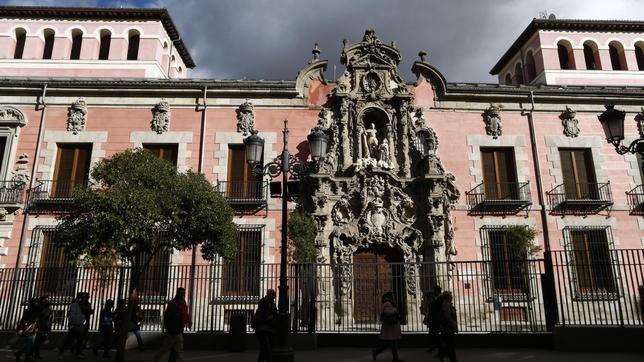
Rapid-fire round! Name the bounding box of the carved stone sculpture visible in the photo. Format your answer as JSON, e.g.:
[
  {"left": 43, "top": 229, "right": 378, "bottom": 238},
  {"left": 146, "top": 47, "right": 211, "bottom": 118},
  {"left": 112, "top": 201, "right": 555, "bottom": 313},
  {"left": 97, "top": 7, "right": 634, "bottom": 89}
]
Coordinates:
[
  {"left": 0, "top": 106, "right": 27, "bottom": 126},
  {"left": 377, "top": 139, "right": 391, "bottom": 169},
  {"left": 151, "top": 98, "right": 171, "bottom": 134},
  {"left": 236, "top": 100, "right": 255, "bottom": 136},
  {"left": 0, "top": 208, "right": 7, "bottom": 221},
  {"left": 637, "top": 108, "right": 644, "bottom": 138},
  {"left": 362, "top": 123, "right": 379, "bottom": 159},
  {"left": 10, "top": 153, "right": 30, "bottom": 189},
  {"left": 67, "top": 97, "right": 87, "bottom": 134},
  {"left": 484, "top": 104, "right": 502, "bottom": 139},
  {"left": 561, "top": 106, "right": 580, "bottom": 137}
]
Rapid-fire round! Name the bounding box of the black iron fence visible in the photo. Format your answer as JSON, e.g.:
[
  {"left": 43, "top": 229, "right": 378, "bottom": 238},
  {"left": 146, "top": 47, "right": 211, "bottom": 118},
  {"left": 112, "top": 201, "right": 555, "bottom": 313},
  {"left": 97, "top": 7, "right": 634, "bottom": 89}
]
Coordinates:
[
  {"left": 0, "top": 180, "right": 24, "bottom": 204},
  {"left": 0, "top": 254, "right": 641, "bottom": 333}
]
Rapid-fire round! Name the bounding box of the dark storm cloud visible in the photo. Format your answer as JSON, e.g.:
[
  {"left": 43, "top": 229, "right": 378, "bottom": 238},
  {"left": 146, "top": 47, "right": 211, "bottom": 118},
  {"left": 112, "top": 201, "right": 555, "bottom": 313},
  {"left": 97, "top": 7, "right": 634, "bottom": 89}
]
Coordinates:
[{"left": 3, "top": 0, "right": 643, "bottom": 82}]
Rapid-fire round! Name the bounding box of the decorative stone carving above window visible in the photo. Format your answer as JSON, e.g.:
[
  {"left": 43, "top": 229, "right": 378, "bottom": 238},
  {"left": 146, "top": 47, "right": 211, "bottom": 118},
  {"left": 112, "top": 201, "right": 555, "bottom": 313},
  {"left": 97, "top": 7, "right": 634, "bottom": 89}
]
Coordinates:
[
  {"left": 67, "top": 97, "right": 87, "bottom": 135},
  {"left": 560, "top": 106, "right": 580, "bottom": 138},
  {"left": 637, "top": 108, "right": 644, "bottom": 138},
  {"left": 484, "top": 104, "right": 502, "bottom": 139},
  {"left": 10, "top": 153, "right": 29, "bottom": 189},
  {"left": 0, "top": 106, "right": 26, "bottom": 127},
  {"left": 151, "top": 98, "right": 170, "bottom": 134},
  {"left": 236, "top": 100, "right": 255, "bottom": 136}
]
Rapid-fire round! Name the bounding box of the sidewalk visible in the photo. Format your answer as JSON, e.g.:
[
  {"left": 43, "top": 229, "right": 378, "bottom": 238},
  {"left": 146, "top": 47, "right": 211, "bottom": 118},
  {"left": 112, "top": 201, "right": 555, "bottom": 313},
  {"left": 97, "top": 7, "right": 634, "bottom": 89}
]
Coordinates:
[{"left": 2, "top": 348, "right": 642, "bottom": 362}]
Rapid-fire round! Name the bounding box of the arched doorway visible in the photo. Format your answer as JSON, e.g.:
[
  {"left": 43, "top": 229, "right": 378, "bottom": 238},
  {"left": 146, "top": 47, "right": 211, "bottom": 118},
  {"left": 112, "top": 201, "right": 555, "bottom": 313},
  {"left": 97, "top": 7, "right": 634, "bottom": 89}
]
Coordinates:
[{"left": 352, "top": 245, "right": 407, "bottom": 323}]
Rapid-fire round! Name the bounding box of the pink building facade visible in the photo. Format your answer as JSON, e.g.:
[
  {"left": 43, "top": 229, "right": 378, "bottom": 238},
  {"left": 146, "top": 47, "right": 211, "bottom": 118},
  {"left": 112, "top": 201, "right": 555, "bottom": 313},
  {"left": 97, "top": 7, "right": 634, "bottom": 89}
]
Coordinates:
[{"left": 0, "top": 7, "right": 641, "bottom": 332}]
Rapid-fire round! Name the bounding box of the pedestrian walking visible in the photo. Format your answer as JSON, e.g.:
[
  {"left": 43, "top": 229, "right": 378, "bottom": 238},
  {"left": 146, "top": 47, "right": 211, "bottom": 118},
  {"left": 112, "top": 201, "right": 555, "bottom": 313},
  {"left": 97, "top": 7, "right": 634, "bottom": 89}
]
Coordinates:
[
  {"left": 372, "top": 291, "right": 403, "bottom": 362},
  {"left": 437, "top": 291, "right": 458, "bottom": 362},
  {"left": 58, "top": 293, "right": 86, "bottom": 359},
  {"left": 154, "top": 288, "right": 190, "bottom": 362},
  {"left": 251, "top": 289, "right": 277, "bottom": 362},
  {"left": 78, "top": 292, "right": 94, "bottom": 352},
  {"left": 129, "top": 298, "right": 145, "bottom": 351},
  {"left": 424, "top": 285, "right": 443, "bottom": 352},
  {"left": 15, "top": 298, "right": 40, "bottom": 362},
  {"left": 92, "top": 299, "right": 114, "bottom": 358},
  {"left": 33, "top": 295, "right": 52, "bottom": 360}
]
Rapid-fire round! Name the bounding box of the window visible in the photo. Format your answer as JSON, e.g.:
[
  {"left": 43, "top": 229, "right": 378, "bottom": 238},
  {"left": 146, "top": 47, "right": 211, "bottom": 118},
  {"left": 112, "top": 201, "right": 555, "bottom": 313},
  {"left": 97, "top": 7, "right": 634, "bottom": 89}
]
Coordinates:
[
  {"left": 98, "top": 30, "right": 111, "bottom": 60},
  {"left": 564, "top": 227, "right": 616, "bottom": 296},
  {"left": 635, "top": 43, "right": 644, "bottom": 71},
  {"left": 559, "top": 148, "right": 598, "bottom": 199},
  {"left": 221, "top": 226, "right": 262, "bottom": 296},
  {"left": 481, "top": 147, "right": 518, "bottom": 200},
  {"left": 583, "top": 41, "right": 600, "bottom": 70},
  {"left": 608, "top": 41, "right": 626, "bottom": 70},
  {"left": 481, "top": 227, "right": 529, "bottom": 296},
  {"left": 14, "top": 28, "right": 26, "bottom": 59},
  {"left": 139, "top": 249, "right": 170, "bottom": 297},
  {"left": 127, "top": 30, "right": 140, "bottom": 61},
  {"left": 504, "top": 73, "right": 512, "bottom": 85},
  {"left": 513, "top": 63, "right": 524, "bottom": 84},
  {"left": 70, "top": 29, "right": 83, "bottom": 60},
  {"left": 0, "top": 137, "right": 7, "bottom": 178},
  {"left": 30, "top": 227, "right": 77, "bottom": 297},
  {"left": 557, "top": 41, "right": 574, "bottom": 70},
  {"left": 226, "top": 145, "right": 263, "bottom": 200},
  {"left": 637, "top": 153, "right": 644, "bottom": 184},
  {"left": 52, "top": 144, "right": 92, "bottom": 198},
  {"left": 524, "top": 51, "right": 536, "bottom": 82},
  {"left": 42, "top": 29, "right": 55, "bottom": 59},
  {"left": 143, "top": 144, "right": 178, "bottom": 166}
]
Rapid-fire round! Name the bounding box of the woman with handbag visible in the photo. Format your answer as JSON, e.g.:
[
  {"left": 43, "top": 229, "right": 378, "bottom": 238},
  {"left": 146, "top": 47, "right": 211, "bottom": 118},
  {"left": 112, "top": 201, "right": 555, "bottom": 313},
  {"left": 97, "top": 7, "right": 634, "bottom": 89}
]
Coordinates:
[
  {"left": 371, "top": 292, "right": 403, "bottom": 362},
  {"left": 15, "top": 298, "right": 40, "bottom": 362}
]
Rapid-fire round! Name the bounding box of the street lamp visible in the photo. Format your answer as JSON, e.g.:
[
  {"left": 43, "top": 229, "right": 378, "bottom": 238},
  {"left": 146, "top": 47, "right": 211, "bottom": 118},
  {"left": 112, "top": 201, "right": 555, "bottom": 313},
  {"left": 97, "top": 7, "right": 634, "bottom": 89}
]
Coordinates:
[
  {"left": 244, "top": 120, "right": 326, "bottom": 362},
  {"left": 598, "top": 104, "right": 644, "bottom": 171}
]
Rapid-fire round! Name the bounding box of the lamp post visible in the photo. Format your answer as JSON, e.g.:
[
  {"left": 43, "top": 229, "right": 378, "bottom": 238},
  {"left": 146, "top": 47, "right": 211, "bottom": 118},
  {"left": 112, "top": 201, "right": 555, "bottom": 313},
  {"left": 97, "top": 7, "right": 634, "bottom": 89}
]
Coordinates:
[
  {"left": 598, "top": 104, "right": 644, "bottom": 171},
  {"left": 244, "top": 120, "right": 328, "bottom": 362}
]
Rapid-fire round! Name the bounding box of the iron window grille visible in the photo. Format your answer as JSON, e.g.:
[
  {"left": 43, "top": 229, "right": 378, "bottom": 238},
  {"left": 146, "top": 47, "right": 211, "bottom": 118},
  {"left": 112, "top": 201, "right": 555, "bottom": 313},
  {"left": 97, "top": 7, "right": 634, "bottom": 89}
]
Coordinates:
[{"left": 562, "top": 226, "right": 620, "bottom": 301}]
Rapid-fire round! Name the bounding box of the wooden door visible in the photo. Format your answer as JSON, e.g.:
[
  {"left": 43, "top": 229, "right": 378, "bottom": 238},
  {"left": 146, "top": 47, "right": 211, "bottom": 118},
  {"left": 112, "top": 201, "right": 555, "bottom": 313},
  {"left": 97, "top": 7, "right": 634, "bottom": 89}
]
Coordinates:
[
  {"left": 52, "top": 144, "right": 92, "bottom": 198},
  {"left": 560, "top": 149, "right": 598, "bottom": 199},
  {"left": 353, "top": 251, "right": 392, "bottom": 323},
  {"left": 481, "top": 148, "right": 518, "bottom": 199}
]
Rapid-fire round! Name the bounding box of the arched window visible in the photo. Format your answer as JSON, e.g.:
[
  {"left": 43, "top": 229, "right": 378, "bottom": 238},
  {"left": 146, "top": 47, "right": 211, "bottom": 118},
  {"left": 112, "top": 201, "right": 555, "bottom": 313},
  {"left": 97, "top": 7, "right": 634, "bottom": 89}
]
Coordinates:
[
  {"left": 13, "top": 28, "right": 26, "bottom": 59},
  {"left": 557, "top": 40, "right": 574, "bottom": 70},
  {"left": 525, "top": 51, "right": 536, "bottom": 82},
  {"left": 514, "top": 62, "right": 524, "bottom": 84},
  {"left": 635, "top": 42, "right": 644, "bottom": 71},
  {"left": 70, "top": 29, "right": 83, "bottom": 60},
  {"left": 98, "top": 30, "right": 111, "bottom": 60},
  {"left": 608, "top": 41, "right": 626, "bottom": 70},
  {"left": 504, "top": 73, "right": 512, "bottom": 85},
  {"left": 127, "top": 30, "right": 140, "bottom": 60},
  {"left": 583, "top": 41, "right": 600, "bottom": 70},
  {"left": 42, "top": 29, "right": 55, "bottom": 59}
]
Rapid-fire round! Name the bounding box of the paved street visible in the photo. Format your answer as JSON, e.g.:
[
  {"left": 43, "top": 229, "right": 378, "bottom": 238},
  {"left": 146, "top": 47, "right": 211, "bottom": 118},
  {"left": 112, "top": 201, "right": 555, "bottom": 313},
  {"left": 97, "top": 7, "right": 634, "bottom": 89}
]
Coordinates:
[{"left": 1, "top": 348, "right": 642, "bottom": 362}]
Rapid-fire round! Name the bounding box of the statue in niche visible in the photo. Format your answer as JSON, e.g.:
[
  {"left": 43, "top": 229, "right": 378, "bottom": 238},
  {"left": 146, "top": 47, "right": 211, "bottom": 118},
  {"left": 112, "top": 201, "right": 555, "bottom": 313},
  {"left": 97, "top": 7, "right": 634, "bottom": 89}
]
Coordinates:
[
  {"left": 637, "top": 108, "right": 644, "bottom": 137},
  {"left": 362, "top": 123, "right": 379, "bottom": 159},
  {"left": 377, "top": 139, "right": 391, "bottom": 169}
]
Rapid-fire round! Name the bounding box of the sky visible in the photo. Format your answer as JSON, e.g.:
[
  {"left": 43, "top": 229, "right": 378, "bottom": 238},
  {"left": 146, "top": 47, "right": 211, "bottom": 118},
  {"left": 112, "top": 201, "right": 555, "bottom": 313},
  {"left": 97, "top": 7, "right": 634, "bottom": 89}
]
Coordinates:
[{"left": 2, "top": 0, "right": 644, "bottom": 82}]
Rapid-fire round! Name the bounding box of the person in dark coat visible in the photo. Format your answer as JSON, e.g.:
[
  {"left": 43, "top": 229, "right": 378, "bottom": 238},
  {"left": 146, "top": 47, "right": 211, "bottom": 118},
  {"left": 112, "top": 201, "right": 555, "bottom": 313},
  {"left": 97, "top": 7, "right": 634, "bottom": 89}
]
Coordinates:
[
  {"left": 78, "top": 292, "right": 94, "bottom": 353},
  {"left": 253, "top": 289, "right": 277, "bottom": 362},
  {"left": 423, "top": 285, "right": 442, "bottom": 352},
  {"left": 58, "top": 293, "right": 86, "bottom": 359},
  {"left": 437, "top": 291, "right": 458, "bottom": 362},
  {"left": 33, "top": 295, "right": 52, "bottom": 360},
  {"left": 15, "top": 298, "right": 40, "bottom": 362},
  {"left": 372, "top": 291, "right": 403, "bottom": 362},
  {"left": 92, "top": 299, "right": 114, "bottom": 358},
  {"left": 154, "top": 288, "right": 190, "bottom": 362}
]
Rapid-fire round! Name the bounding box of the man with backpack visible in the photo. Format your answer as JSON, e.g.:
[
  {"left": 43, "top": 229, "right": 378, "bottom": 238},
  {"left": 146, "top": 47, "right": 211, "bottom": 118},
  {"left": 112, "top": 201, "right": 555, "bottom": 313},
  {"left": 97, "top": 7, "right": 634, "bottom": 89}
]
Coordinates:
[{"left": 154, "top": 288, "right": 190, "bottom": 362}]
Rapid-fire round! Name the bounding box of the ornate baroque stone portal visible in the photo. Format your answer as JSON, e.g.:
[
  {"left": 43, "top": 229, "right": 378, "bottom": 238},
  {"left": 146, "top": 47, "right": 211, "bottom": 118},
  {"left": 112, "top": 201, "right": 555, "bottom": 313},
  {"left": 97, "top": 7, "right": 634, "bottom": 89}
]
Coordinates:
[{"left": 301, "top": 30, "right": 459, "bottom": 298}]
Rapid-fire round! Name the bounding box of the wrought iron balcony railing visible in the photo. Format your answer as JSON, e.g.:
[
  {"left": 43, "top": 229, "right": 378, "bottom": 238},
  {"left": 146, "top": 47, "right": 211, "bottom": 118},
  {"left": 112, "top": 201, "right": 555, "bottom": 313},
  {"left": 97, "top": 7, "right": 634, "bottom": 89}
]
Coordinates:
[
  {"left": 0, "top": 181, "right": 24, "bottom": 205},
  {"left": 27, "top": 179, "right": 89, "bottom": 212},
  {"left": 626, "top": 185, "right": 644, "bottom": 216},
  {"left": 547, "top": 182, "right": 613, "bottom": 215},
  {"left": 215, "top": 180, "right": 268, "bottom": 207},
  {"left": 466, "top": 181, "right": 532, "bottom": 215}
]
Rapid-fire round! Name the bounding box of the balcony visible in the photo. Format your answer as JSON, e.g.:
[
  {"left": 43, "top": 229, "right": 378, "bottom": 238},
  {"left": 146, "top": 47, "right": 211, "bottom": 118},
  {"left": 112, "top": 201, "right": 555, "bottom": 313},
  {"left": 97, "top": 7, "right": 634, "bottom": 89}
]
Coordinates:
[
  {"left": 215, "top": 180, "right": 268, "bottom": 213},
  {"left": 547, "top": 182, "right": 613, "bottom": 216},
  {"left": 626, "top": 185, "right": 644, "bottom": 216},
  {"left": 466, "top": 182, "right": 532, "bottom": 216},
  {"left": 0, "top": 180, "right": 25, "bottom": 208},
  {"left": 27, "top": 179, "right": 89, "bottom": 213}
]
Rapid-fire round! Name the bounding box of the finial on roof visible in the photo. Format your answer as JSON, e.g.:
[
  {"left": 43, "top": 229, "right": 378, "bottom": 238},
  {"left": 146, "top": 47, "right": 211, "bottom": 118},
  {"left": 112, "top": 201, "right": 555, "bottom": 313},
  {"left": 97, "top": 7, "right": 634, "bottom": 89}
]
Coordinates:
[
  {"left": 418, "top": 50, "right": 428, "bottom": 62},
  {"left": 342, "top": 38, "right": 348, "bottom": 48},
  {"left": 311, "top": 43, "right": 321, "bottom": 62}
]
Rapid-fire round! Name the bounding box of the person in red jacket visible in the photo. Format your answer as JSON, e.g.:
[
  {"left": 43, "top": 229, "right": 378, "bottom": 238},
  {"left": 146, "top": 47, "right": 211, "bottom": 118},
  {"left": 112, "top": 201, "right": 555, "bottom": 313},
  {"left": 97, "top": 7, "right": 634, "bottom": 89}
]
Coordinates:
[{"left": 161, "top": 288, "right": 191, "bottom": 362}]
